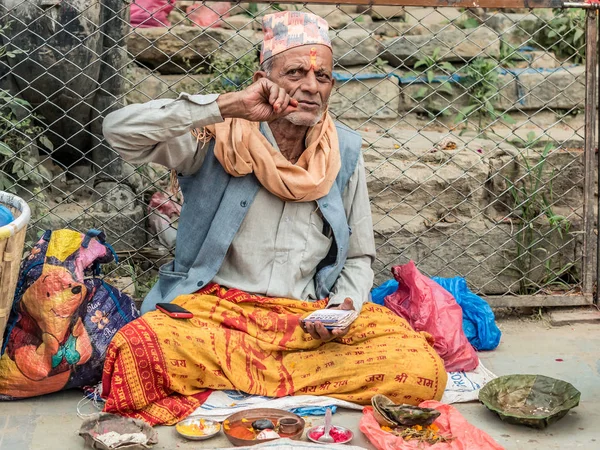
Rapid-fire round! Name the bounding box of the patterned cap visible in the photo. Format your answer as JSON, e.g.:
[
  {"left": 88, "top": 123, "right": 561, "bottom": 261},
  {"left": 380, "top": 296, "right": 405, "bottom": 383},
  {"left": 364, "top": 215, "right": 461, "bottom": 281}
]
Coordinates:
[{"left": 261, "top": 11, "right": 332, "bottom": 63}]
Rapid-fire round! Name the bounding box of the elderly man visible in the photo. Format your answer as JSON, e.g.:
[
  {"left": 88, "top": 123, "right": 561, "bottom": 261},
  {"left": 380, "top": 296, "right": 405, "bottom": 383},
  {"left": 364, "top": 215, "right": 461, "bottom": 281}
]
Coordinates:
[{"left": 101, "top": 12, "right": 446, "bottom": 425}]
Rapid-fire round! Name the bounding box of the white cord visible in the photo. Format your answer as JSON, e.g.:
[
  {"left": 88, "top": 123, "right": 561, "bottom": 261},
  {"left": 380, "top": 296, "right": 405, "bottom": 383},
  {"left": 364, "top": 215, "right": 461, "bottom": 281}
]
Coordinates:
[{"left": 76, "top": 382, "right": 105, "bottom": 420}]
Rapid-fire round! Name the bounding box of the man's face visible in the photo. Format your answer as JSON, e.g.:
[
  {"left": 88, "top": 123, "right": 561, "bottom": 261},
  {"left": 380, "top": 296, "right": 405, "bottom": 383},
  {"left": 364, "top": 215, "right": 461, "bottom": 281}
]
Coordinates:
[{"left": 258, "top": 45, "right": 335, "bottom": 126}]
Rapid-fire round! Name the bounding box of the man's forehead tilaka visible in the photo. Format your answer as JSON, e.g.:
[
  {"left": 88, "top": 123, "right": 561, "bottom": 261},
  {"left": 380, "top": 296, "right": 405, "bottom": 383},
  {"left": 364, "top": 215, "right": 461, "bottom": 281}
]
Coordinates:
[{"left": 309, "top": 47, "right": 317, "bottom": 70}]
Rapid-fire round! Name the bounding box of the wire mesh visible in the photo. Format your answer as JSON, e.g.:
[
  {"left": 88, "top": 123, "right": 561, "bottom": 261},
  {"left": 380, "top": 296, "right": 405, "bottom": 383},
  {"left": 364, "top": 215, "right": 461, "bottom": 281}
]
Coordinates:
[{"left": 0, "top": 1, "right": 595, "bottom": 304}]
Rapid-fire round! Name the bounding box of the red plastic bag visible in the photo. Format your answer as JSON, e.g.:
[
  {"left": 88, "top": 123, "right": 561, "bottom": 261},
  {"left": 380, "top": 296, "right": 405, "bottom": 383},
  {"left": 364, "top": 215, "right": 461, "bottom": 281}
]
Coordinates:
[
  {"left": 385, "top": 261, "right": 478, "bottom": 372},
  {"left": 360, "top": 403, "right": 504, "bottom": 450},
  {"left": 130, "top": 0, "right": 175, "bottom": 28},
  {"left": 187, "top": 2, "right": 231, "bottom": 28}
]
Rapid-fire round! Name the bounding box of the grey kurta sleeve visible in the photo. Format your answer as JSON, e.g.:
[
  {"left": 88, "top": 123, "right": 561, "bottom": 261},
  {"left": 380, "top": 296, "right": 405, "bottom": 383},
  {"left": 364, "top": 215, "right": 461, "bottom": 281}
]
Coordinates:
[
  {"left": 327, "top": 153, "right": 376, "bottom": 311},
  {"left": 102, "top": 93, "right": 223, "bottom": 175}
]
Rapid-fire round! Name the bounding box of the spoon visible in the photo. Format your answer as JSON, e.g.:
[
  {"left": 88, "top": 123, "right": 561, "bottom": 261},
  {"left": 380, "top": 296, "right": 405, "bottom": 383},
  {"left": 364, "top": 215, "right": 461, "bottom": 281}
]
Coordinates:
[{"left": 318, "top": 408, "right": 335, "bottom": 443}]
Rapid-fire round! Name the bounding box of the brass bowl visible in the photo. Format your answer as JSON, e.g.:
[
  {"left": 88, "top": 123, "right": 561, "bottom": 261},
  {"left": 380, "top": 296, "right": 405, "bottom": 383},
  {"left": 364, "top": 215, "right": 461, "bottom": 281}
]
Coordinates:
[{"left": 223, "top": 408, "right": 305, "bottom": 447}]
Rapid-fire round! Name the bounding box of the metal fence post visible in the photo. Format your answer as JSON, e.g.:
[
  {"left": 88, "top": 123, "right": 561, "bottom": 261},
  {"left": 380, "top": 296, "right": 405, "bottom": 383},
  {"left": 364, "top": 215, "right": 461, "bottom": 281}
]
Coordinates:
[{"left": 583, "top": 9, "right": 597, "bottom": 297}]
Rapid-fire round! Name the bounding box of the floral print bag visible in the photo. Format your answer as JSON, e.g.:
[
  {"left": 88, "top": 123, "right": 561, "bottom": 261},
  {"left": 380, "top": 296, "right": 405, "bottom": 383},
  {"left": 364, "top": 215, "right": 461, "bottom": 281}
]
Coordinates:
[{"left": 0, "top": 229, "right": 139, "bottom": 400}]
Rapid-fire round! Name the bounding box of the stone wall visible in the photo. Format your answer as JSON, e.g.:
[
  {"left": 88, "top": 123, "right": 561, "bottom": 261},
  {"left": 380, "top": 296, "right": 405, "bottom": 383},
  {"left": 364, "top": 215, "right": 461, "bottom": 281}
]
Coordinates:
[
  {"left": 120, "top": 5, "right": 589, "bottom": 295},
  {"left": 127, "top": 6, "right": 584, "bottom": 122},
  {"left": 363, "top": 129, "right": 584, "bottom": 291}
]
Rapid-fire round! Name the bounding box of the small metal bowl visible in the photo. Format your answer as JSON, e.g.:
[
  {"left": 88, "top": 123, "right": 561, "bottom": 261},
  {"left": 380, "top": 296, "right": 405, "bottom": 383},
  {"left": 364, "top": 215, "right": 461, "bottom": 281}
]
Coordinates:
[
  {"left": 175, "top": 417, "right": 221, "bottom": 441},
  {"left": 278, "top": 417, "right": 302, "bottom": 435},
  {"left": 306, "top": 425, "right": 354, "bottom": 445}
]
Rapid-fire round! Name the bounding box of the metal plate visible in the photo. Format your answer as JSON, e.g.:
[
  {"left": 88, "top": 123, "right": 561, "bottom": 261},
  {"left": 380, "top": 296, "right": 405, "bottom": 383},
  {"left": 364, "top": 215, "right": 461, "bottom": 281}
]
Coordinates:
[{"left": 175, "top": 417, "right": 221, "bottom": 441}]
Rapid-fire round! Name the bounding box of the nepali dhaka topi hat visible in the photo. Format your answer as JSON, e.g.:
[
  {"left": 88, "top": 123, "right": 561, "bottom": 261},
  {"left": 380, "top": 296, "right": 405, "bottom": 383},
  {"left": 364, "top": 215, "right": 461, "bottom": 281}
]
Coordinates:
[{"left": 261, "top": 11, "right": 332, "bottom": 63}]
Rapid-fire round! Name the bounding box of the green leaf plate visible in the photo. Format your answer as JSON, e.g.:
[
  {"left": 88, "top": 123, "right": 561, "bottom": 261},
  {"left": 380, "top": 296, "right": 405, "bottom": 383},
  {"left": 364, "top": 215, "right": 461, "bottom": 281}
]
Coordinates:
[{"left": 479, "top": 374, "right": 580, "bottom": 429}]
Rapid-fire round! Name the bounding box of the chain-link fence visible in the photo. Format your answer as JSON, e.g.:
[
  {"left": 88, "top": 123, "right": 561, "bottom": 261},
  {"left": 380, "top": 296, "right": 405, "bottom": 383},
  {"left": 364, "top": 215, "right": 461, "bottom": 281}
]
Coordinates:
[{"left": 0, "top": 1, "right": 597, "bottom": 306}]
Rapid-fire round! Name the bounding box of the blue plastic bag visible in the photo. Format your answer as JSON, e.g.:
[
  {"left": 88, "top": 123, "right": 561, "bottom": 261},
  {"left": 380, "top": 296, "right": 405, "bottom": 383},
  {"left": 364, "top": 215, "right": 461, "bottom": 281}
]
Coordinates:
[
  {"left": 370, "top": 279, "right": 397, "bottom": 305},
  {"left": 370, "top": 276, "right": 501, "bottom": 351},
  {"left": 432, "top": 277, "right": 501, "bottom": 351}
]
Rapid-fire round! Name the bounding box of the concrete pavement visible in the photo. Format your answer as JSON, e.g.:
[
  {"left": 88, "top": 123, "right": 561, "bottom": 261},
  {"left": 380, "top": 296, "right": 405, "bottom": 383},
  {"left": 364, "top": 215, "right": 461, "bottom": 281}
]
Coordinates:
[{"left": 1, "top": 318, "right": 598, "bottom": 449}]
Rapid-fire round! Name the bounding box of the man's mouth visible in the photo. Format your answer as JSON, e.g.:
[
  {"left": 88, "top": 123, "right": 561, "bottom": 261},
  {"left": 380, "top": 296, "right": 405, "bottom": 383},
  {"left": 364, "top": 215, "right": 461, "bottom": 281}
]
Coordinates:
[{"left": 296, "top": 100, "right": 321, "bottom": 110}]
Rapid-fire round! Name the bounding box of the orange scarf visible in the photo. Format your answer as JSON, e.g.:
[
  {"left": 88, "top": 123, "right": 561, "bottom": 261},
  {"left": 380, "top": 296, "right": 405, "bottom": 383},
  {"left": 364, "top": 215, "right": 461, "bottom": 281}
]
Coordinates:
[{"left": 205, "top": 113, "right": 341, "bottom": 202}]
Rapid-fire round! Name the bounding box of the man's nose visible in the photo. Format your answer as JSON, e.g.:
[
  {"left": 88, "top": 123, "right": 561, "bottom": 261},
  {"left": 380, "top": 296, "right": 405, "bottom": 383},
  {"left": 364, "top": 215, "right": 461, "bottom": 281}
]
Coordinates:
[{"left": 300, "top": 71, "right": 319, "bottom": 95}]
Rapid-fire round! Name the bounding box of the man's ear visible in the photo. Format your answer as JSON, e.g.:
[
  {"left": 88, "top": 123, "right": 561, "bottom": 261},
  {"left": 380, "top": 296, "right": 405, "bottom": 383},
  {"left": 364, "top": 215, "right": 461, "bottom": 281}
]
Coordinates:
[{"left": 253, "top": 71, "right": 267, "bottom": 83}]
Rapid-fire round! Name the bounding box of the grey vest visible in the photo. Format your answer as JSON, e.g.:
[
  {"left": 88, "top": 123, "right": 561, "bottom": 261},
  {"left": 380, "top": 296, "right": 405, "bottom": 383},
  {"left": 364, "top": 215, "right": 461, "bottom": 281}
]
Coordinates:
[{"left": 141, "top": 122, "right": 362, "bottom": 314}]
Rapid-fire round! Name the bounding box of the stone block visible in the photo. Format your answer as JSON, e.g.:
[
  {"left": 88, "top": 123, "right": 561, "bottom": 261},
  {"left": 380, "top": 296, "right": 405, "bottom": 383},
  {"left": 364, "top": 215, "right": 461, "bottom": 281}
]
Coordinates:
[
  {"left": 339, "top": 5, "right": 360, "bottom": 14},
  {"left": 301, "top": 5, "right": 355, "bottom": 29},
  {"left": 372, "top": 217, "right": 580, "bottom": 294},
  {"left": 300, "top": 5, "right": 359, "bottom": 15},
  {"left": 399, "top": 70, "right": 467, "bottom": 114},
  {"left": 125, "top": 66, "right": 212, "bottom": 103},
  {"left": 106, "top": 276, "right": 137, "bottom": 299},
  {"left": 486, "top": 144, "right": 585, "bottom": 214},
  {"left": 399, "top": 64, "right": 583, "bottom": 114},
  {"left": 163, "top": 72, "right": 213, "bottom": 95},
  {"left": 362, "top": 130, "right": 491, "bottom": 220},
  {"left": 330, "top": 28, "right": 380, "bottom": 66},
  {"left": 357, "top": 5, "right": 405, "bottom": 20},
  {"left": 484, "top": 12, "right": 540, "bottom": 48},
  {"left": 329, "top": 66, "right": 399, "bottom": 120},
  {"left": 367, "top": 21, "right": 409, "bottom": 38},
  {"left": 517, "top": 65, "right": 585, "bottom": 110},
  {"left": 344, "top": 14, "right": 373, "bottom": 30},
  {"left": 399, "top": 70, "right": 516, "bottom": 115},
  {"left": 242, "top": 4, "right": 360, "bottom": 29},
  {"left": 548, "top": 308, "right": 600, "bottom": 326},
  {"left": 493, "top": 73, "right": 520, "bottom": 112},
  {"left": 529, "top": 51, "right": 560, "bottom": 69},
  {"left": 372, "top": 219, "right": 517, "bottom": 292},
  {"left": 403, "top": 7, "right": 462, "bottom": 28},
  {"left": 228, "top": 3, "right": 252, "bottom": 16},
  {"left": 480, "top": 66, "right": 584, "bottom": 112},
  {"left": 220, "top": 14, "right": 262, "bottom": 30},
  {"left": 167, "top": 7, "right": 194, "bottom": 27},
  {"left": 125, "top": 66, "right": 171, "bottom": 103},
  {"left": 379, "top": 26, "right": 500, "bottom": 66},
  {"left": 32, "top": 186, "right": 146, "bottom": 251},
  {"left": 367, "top": 21, "right": 446, "bottom": 38},
  {"left": 128, "top": 26, "right": 260, "bottom": 74},
  {"left": 402, "top": 86, "right": 467, "bottom": 116},
  {"left": 512, "top": 51, "right": 560, "bottom": 69}
]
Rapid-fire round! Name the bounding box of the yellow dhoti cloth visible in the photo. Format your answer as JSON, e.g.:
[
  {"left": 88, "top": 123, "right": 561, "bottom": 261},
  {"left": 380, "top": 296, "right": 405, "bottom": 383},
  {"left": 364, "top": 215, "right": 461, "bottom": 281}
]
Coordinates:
[{"left": 102, "top": 285, "right": 447, "bottom": 425}]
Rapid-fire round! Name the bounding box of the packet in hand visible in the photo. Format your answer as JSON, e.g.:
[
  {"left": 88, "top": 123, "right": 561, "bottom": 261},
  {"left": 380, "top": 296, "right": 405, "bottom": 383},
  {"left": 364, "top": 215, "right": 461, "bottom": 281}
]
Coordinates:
[{"left": 301, "top": 309, "right": 359, "bottom": 330}]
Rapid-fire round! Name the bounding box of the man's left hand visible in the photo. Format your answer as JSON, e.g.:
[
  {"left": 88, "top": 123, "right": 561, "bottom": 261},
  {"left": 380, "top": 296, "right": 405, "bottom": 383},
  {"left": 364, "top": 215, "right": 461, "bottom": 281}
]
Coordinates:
[{"left": 302, "top": 298, "right": 355, "bottom": 342}]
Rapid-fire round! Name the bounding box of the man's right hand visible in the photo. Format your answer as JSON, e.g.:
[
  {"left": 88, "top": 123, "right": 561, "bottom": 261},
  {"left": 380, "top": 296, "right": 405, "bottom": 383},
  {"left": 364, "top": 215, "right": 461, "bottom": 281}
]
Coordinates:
[{"left": 216, "top": 78, "right": 298, "bottom": 122}]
